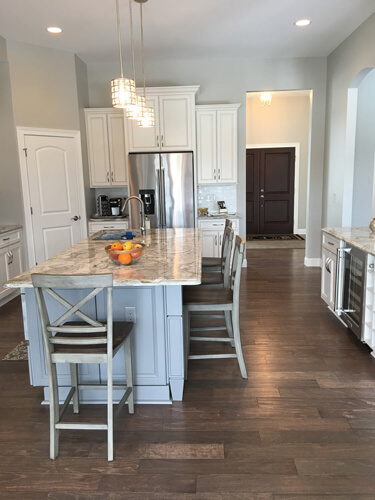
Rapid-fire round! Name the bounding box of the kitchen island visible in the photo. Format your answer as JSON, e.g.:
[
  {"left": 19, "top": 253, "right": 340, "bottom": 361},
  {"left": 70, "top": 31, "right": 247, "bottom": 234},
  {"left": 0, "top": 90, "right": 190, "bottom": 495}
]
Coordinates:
[{"left": 5, "top": 228, "right": 201, "bottom": 403}]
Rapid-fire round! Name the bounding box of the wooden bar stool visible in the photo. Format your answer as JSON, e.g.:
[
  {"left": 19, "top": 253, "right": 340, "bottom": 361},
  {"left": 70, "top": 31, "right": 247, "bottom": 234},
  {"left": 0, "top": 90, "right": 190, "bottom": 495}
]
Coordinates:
[
  {"left": 31, "top": 273, "right": 134, "bottom": 462},
  {"left": 202, "top": 218, "right": 232, "bottom": 271},
  {"left": 183, "top": 235, "right": 248, "bottom": 378}
]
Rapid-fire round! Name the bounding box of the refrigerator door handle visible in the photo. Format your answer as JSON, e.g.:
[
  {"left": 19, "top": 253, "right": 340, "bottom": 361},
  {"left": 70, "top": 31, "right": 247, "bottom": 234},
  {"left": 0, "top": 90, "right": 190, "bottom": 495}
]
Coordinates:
[
  {"left": 161, "top": 168, "right": 166, "bottom": 227},
  {"left": 156, "top": 168, "right": 162, "bottom": 227}
]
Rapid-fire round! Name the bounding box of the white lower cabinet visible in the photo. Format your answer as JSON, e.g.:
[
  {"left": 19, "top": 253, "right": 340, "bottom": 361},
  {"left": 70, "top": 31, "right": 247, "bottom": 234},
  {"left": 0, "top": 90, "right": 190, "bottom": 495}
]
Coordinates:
[
  {"left": 198, "top": 218, "right": 239, "bottom": 258},
  {"left": 0, "top": 230, "right": 23, "bottom": 304},
  {"left": 88, "top": 220, "right": 129, "bottom": 236},
  {"left": 321, "top": 233, "right": 340, "bottom": 311}
]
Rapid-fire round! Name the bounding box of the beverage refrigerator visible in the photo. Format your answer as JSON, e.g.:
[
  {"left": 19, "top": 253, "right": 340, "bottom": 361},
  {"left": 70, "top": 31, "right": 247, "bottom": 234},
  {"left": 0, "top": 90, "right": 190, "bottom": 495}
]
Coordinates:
[{"left": 127, "top": 152, "right": 195, "bottom": 229}]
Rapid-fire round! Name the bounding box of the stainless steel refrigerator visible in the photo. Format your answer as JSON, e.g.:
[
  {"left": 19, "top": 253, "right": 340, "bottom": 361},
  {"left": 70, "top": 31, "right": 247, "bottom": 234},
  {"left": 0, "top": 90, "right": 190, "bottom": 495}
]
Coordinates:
[{"left": 127, "top": 152, "right": 195, "bottom": 229}]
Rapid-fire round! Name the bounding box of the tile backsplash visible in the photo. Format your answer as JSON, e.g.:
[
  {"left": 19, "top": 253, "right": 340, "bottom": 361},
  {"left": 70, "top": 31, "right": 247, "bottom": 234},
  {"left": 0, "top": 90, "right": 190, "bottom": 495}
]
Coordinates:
[{"left": 197, "top": 185, "right": 237, "bottom": 214}]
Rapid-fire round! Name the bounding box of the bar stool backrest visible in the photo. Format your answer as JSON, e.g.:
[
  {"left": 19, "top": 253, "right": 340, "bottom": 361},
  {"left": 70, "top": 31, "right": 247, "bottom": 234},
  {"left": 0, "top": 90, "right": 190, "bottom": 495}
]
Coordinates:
[
  {"left": 31, "top": 274, "right": 114, "bottom": 360},
  {"left": 230, "top": 236, "right": 246, "bottom": 302},
  {"left": 220, "top": 219, "right": 233, "bottom": 260},
  {"left": 222, "top": 227, "right": 235, "bottom": 287}
]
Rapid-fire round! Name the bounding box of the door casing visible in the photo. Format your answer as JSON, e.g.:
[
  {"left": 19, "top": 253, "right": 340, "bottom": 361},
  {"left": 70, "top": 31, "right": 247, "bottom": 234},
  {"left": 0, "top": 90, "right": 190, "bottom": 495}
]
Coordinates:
[
  {"left": 17, "top": 127, "right": 87, "bottom": 268},
  {"left": 246, "top": 143, "right": 301, "bottom": 235}
]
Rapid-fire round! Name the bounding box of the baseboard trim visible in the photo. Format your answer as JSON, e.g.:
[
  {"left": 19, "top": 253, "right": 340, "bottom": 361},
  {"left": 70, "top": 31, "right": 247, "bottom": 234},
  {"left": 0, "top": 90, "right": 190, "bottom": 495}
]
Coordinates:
[
  {"left": 296, "top": 228, "right": 306, "bottom": 235},
  {"left": 304, "top": 257, "right": 321, "bottom": 268}
]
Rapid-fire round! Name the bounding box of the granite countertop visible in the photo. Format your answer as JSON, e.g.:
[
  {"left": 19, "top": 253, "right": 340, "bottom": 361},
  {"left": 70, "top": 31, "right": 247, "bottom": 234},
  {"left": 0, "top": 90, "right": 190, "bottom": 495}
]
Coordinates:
[
  {"left": 197, "top": 213, "right": 241, "bottom": 220},
  {"left": 0, "top": 225, "right": 22, "bottom": 235},
  {"left": 323, "top": 227, "right": 375, "bottom": 256},
  {"left": 5, "top": 228, "right": 201, "bottom": 288}
]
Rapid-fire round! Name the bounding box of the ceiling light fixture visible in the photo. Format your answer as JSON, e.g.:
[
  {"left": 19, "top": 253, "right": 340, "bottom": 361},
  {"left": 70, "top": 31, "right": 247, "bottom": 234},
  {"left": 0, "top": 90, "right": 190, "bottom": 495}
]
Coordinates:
[
  {"left": 294, "top": 19, "right": 311, "bottom": 27},
  {"left": 47, "top": 27, "right": 63, "bottom": 34},
  {"left": 111, "top": 0, "right": 137, "bottom": 109},
  {"left": 135, "top": 0, "right": 154, "bottom": 128},
  {"left": 126, "top": 0, "right": 146, "bottom": 120},
  {"left": 260, "top": 92, "right": 272, "bottom": 106}
]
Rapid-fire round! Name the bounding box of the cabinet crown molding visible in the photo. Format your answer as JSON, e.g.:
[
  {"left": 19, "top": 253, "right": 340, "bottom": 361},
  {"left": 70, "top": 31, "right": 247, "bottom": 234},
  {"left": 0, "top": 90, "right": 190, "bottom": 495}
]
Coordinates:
[{"left": 196, "top": 103, "right": 241, "bottom": 111}]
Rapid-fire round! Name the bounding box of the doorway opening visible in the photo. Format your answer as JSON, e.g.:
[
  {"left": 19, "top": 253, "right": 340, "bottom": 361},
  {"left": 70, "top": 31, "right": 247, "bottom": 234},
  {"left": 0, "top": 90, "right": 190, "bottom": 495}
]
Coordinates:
[{"left": 246, "top": 90, "right": 312, "bottom": 246}]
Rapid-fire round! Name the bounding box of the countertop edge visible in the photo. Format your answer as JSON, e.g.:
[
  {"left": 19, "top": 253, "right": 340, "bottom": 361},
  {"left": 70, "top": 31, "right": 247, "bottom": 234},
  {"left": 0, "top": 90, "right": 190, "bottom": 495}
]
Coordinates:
[{"left": 322, "top": 227, "right": 375, "bottom": 257}]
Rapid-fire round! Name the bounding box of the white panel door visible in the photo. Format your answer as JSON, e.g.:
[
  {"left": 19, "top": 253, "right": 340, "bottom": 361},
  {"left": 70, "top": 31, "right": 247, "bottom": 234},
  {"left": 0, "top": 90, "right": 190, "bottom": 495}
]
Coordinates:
[
  {"left": 159, "top": 94, "right": 192, "bottom": 151},
  {"left": 25, "top": 135, "right": 84, "bottom": 265},
  {"left": 107, "top": 113, "right": 128, "bottom": 186},
  {"left": 196, "top": 109, "right": 217, "bottom": 184},
  {"left": 217, "top": 109, "right": 237, "bottom": 183},
  {"left": 127, "top": 96, "right": 160, "bottom": 152}
]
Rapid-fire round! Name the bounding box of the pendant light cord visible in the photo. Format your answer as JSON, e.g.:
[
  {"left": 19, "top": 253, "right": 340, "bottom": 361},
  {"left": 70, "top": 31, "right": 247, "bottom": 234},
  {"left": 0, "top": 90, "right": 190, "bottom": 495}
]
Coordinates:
[
  {"left": 115, "top": 0, "right": 124, "bottom": 78},
  {"left": 140, "top": 2, "right": 146, "bottom": 98},
  {"left": 129, "top": 0, "right": 136, "bottom": 85}
]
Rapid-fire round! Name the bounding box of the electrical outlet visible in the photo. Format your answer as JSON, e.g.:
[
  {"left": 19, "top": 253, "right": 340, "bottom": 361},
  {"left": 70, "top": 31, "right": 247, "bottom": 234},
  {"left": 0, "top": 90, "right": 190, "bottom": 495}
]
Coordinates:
[{"left": 125, "top": 306, "right": 136, "bottom": 323}]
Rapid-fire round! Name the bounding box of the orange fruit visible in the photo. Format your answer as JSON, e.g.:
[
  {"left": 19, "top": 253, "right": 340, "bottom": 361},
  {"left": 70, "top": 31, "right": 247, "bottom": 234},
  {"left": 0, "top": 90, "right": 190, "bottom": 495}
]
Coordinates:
[
  {"left": 118, "top": 253, "right": 132, "bottom": 265},
  {"left": 111, "top": 242, "right": 123, "bottom": 251},
  {"left": 122, "top": 241, "right": 133, "bottom": 250}
]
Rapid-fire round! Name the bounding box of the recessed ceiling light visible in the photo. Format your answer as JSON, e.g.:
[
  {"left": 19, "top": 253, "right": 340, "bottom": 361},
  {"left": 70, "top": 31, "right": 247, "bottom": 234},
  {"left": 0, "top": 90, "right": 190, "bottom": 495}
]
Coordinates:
[
  {"left": 294, "top": 19, "right": 311, "bottom": 27},
  {"left": 47, "top": 27, "right": 63, "bottom": 34}
]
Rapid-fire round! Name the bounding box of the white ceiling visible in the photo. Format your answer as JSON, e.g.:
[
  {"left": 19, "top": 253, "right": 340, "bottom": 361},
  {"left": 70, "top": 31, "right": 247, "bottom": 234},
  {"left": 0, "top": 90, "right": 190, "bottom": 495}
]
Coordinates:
[{"left": 0, "top": 0, "right": 375, "bottom": 64}]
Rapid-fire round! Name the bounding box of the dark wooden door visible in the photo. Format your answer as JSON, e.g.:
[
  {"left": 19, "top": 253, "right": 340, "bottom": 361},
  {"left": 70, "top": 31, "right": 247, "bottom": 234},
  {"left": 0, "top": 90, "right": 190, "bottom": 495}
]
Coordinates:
[{"left": 246, "top": 147, "right": 295, "bottom": 235}]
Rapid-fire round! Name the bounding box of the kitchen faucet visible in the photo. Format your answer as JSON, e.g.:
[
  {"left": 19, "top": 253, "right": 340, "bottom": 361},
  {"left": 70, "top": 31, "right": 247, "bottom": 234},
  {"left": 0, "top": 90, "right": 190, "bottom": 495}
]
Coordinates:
[{"left": 122, "top": 196, "right": 146, "bottom": 235}]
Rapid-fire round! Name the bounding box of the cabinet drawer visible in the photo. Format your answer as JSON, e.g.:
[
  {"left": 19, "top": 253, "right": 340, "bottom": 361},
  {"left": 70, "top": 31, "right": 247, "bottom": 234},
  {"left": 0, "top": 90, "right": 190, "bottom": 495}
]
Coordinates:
[
  {"left": 322, "top": 232, "right": 340, "bottom": 252},
  {"left": 89, "top": 221, "right": 129, "bottom": 230},
  {"left": 0, "top": 230, "right": 21, "bottom": 249},
  {"left": 198, "top": 220, "right": 226, "bottom": 230}
]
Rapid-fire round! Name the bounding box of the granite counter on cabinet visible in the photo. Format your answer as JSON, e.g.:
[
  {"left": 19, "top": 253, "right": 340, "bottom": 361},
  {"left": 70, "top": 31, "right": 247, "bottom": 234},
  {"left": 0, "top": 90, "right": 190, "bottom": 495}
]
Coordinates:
[
  {"left": 5, "top": 228, "right": 201, "bottom": 404},
  {"left": 0, "top": 225, "right": 22, "bottom": 235},
  {"left": 323, "top": 227, "right": 375, "bottom": 257}
]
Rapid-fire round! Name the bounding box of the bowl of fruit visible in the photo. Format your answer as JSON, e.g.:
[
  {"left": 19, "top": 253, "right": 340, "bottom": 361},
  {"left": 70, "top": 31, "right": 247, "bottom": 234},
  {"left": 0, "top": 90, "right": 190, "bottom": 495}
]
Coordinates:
[{"left": 105, "top": 241, "right": 145, "bottom": 265}]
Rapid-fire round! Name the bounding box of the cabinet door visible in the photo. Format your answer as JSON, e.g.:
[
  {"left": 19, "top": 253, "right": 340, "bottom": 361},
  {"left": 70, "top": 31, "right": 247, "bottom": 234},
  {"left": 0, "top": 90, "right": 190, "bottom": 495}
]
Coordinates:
[
  {"left": 127, "top": 96, "right": 160, "bottom": 152},
  {"left": 217, "top": 109, "right": 237, "bottom": 183},
  {"left": 196, "top": 110, "right": 217, "bottom": 184},
  {"left": 107, "top": 113, "right": 128, "bottom": 186},
  {"left": 201, "top": 230, "right": 219, "bottom": 258},
  {"left": 86, "top": 113, "right": 111, "bottom": 187},
  {"left": 0, "top": 247, "right": 11, "bottom": 301},
  {"left": 8, "top": 242, "right": 23, "bottom": 279},
  {"left": 159, "top": 94, "right": 193, "bottom": 151},
  {"left": 321, "top": 247, "right": 333, "bottom": 306}
]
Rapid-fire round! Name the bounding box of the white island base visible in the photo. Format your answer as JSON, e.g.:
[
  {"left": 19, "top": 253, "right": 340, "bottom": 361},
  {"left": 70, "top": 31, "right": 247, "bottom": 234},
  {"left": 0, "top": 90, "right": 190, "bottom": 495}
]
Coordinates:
[{"left": 22, "top": 284, "right": 185, "bottom": 404}]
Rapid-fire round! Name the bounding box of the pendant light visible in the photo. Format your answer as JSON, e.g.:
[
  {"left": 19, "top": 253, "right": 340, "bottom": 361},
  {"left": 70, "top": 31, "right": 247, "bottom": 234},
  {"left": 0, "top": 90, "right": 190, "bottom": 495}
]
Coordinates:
[
  {"left": 111, "top": 0, "right": 137, "bottom": 109},
  {"left": 136, "top": 0, "right": 155, "bottom": 128},
  {"left": 126, "top": 0, "right": 146, "bottom": 119}
]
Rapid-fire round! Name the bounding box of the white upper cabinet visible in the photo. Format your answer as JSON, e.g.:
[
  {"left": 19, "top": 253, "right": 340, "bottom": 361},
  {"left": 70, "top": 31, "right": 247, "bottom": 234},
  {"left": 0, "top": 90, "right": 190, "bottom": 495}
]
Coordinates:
[
  {"left": 196, "top": 104, "right": 240, "bottom": 185},
  {"left": 85, "top": 109, "right": 128, "bottom": 187},
  {"left": 127, "top": 86, "right": 199, "bottom": 152}
]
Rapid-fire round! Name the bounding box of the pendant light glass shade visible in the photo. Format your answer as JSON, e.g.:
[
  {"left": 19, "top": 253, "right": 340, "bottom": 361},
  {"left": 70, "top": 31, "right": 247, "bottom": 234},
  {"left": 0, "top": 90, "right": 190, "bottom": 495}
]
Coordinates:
[
  {"left": 137, "top": 106, "right": 155, "bottom": 127},
  {"left": 126, "top": 94, "right": 146, "bottom": 119},
  {"left": 111, "top": 78, "right": 136, "bottom": 109}
]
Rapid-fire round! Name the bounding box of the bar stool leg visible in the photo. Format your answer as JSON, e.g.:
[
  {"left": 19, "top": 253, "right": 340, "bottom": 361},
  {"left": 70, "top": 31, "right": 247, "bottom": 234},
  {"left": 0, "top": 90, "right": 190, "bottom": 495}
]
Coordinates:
[
  {"left": 107, "top": 358, "right": 114, "bottom": 462},
  {"left": 224, "top": 310, "right": 235, "bottom": 347},
  {"left": 49, "top": 363, "right": 60, "bottom": 459},
  {"left": 124, "top": 336, "right": 134, "bottom": 414},
  {"left": 232, "top": 308, "right": 248, "bottom": 379},
  {"left": 183, "top": 305, "right": 190, "bottom": 379},
  {"left": 70, "top": 363, "right": 80, "bottom": 414}
]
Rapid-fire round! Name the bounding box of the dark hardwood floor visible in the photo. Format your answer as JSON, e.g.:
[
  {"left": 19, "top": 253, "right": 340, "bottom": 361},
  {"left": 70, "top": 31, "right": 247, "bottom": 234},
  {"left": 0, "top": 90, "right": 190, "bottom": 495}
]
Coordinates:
[{"left": 1, "top": 248, "right": 375, "bottom": 499}]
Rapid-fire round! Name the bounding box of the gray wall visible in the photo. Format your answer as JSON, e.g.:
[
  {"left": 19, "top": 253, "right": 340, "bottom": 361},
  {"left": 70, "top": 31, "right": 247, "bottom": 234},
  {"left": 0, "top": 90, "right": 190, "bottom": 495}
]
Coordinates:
[
  {"left": 352, "top": 69, "right": 375, "bottom": 226},
  {"left": 75, "top": 54, "right": 94, "bottom": 222},
  {"left": 88, "top": 55, "right": 327, "bottom": 261},
  {"left": 0, "top": 36, "right": 24, "bottom": 225},
  {"left": 324, "top": 12, "right": 375, "bottom": 227}
]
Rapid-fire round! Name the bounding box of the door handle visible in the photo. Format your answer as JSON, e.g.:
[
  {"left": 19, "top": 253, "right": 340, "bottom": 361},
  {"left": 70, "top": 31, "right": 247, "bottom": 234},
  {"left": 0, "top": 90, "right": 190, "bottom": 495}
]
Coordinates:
[
  {"left": 260, "top": 189, "right": 264, "bottom": 192},
  {"left": 325, "top": 257, "right": 331, "bottom": 273},
  {"left": 107, "top": 171, "right": 110, "bottom": 183},
  {"left": 6, "top": 251, "right": 11, "bottom": 265},
  {"left": 260, "top": 195, "right": 264, "bottom": 198},
  {"left": 161, "top": 135, "right": 164, "bottom": 148},
  {"left": 10, "top": 252, "right": 13, "bottom": 264},
  {"left": 156, "top": 135, "right": 159, "bottom": 148},
  {"left": 111, "top": 171, "right": 114, "bottom": 183},
  {"left": 215, "top": 235, "right": 218, "bottom": 246},
  {"left": 71, "top": 215, "right": 81, "bottom": 221},
  {"left": 161, "top": 168, "right": 166, "bottom": 226}
]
